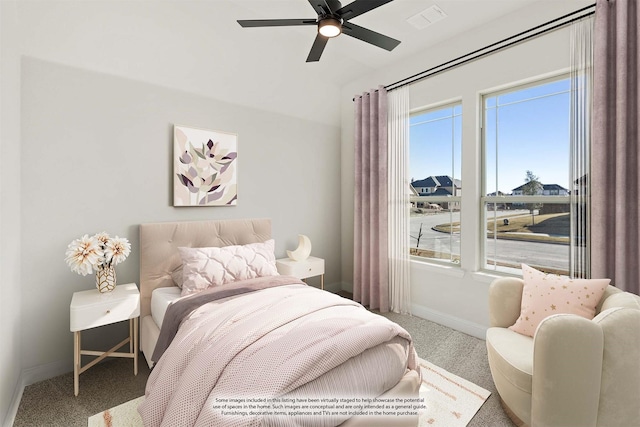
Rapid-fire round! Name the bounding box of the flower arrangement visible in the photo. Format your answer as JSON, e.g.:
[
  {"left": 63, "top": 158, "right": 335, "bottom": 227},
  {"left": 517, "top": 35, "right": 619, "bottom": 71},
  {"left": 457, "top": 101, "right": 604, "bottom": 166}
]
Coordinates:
[{"left": 65, "top": 232, "right": 131, "bottom": 276}]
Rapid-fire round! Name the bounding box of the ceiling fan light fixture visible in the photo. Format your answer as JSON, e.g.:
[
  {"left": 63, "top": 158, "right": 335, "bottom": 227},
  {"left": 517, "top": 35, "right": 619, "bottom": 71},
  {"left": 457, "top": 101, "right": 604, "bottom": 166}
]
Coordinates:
[{"left": 318, "top": 17, "right": 342, "bottom": 38}]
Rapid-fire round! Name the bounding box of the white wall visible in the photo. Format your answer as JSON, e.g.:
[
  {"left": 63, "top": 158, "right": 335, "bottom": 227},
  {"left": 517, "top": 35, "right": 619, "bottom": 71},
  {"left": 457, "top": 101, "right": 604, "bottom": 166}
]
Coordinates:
[
  {"left": 0, "top": 2, "right": 24, "bottom": 425},
  {"left": 1, "top": 2, "right": 343, "bottom": 424},
  {"left": 340, "top": 1, "right": 592, "bottom": 336}
]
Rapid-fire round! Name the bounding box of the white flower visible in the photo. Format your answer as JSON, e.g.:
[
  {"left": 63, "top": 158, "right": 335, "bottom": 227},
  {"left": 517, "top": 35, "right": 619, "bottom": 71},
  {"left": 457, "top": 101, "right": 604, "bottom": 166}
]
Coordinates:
[
  {"left": 93, "top": 232, "right": 111, "bottom": 246},
  {"left": 65, "top": 235, "right": 103, "bottom": 276},
  {"left": 65, "top": 232, "right": 131, "bottom": 275},
  {"left": 104, "top": 236, "right": 131, "bottom": 266}
]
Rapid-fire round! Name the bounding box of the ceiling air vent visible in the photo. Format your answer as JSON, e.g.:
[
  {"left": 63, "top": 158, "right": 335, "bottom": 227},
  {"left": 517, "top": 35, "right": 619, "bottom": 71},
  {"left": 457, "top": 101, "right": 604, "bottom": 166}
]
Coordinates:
[{"left": 407, "top": 4, "right": 447, "bottom": 30}]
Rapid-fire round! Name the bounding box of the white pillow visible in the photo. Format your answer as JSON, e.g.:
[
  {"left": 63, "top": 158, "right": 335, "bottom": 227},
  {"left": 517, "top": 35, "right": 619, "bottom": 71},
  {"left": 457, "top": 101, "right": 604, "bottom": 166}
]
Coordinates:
[{"left": 178, "top": 239, "right": 279, "bottom": 296}]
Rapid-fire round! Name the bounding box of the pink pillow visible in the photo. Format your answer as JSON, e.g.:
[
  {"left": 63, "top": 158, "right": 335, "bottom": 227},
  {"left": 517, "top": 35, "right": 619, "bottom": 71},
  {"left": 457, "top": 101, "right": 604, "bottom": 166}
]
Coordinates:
[
  {"left": 509, "top": 264, "right": 610, "bottom": 337},
  {"left": 178, "top": 239, "right": 279, "bottom": 296}
]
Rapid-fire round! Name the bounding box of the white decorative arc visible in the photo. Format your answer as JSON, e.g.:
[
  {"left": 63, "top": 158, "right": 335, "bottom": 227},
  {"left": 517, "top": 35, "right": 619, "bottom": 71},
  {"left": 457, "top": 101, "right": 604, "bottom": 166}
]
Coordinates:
[{"left": 286, "top": 234, "right": 312, "bottom": 261}]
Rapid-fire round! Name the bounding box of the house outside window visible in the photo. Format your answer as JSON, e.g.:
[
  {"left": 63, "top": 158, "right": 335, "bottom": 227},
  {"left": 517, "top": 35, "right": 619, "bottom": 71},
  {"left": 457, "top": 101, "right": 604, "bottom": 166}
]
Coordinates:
[
  {"left": 409, "top": 103, "right": 462, "bottom": 264},
  {"left": 482, "top": 76, "right": 573, "bottom": 275}
]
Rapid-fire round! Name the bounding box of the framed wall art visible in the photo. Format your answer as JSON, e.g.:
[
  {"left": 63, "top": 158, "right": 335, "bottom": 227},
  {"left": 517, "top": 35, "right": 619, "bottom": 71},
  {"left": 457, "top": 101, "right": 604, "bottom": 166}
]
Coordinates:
[{"left": 173, "top": 125, "right": 238, "bottom": 206}]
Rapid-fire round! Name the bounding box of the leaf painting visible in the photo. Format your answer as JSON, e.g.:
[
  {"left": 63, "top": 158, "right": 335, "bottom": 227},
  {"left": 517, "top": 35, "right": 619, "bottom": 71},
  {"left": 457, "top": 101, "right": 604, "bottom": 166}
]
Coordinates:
[{"left": 173, "top": 125, "right": 237, "bottom": 206}]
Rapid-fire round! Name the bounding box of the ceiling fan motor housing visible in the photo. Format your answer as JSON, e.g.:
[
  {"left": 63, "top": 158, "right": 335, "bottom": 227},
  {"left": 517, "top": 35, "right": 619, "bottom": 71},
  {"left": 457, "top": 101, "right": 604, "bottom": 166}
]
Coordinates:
[{"left": 322, "top": 0, "right": 343, "bottom": 15}]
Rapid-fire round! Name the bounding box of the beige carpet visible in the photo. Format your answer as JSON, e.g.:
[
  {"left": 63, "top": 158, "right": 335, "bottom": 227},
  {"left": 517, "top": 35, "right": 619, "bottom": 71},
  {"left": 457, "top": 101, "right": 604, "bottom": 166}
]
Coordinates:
[{"left": 89, "top": 358, "right": 489, "bottom": 427}]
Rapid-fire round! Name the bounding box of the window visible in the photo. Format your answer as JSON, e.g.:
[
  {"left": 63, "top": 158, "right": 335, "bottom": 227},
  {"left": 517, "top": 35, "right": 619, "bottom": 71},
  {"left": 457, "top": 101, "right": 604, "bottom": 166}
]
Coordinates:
[
  {"left": 409, "top": 103, "right": 462, "bottom": 263},
  {"left": 482, "top": 77, "right": 572, "bottom": 275}
]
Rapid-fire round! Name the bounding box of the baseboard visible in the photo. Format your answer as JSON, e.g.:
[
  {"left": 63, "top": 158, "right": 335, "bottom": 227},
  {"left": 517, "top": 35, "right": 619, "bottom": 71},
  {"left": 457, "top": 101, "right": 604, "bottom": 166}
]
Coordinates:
[
  {"left": 22, "top": 358, "right": 71, "bottom": 387},
  {"left": 325, "top": 281, "right": 348, "bottom": 294},
  {"left": 329, "top": 285, "right": 487, "bottom": 339},
  {"left": 3, "top": 376, "right": 23, "bottom": 427},
  {"left": 410, "top": 303, "right": 488, "bottom": 340},
  {"left": 339, "top": 281, "right": 353, "bottom": 294},
  {"left": 4, "top": 359, "right": 71, "bottom": 427}
]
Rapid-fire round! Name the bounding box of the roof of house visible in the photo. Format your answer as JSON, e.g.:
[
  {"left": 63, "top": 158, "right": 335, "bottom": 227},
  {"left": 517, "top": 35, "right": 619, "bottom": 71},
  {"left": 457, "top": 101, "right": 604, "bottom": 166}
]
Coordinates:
[
  {"left": 411, "top": 176, "right": 439, "bottom": 188},
  {"left": 411, "top": 175, "right": 461, "bottom": 188},
  {"left": 512, "top": 183, "right": 568, "bottom": 192},
  {"left": 429, "top": 188, "right": 453, "bottom": 196}
]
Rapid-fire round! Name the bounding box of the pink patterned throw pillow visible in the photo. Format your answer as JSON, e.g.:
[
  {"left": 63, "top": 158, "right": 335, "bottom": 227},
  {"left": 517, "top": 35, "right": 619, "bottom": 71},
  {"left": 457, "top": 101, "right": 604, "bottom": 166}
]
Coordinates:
[
  {"left": 509, "top": 264, "right": 610, "bottom": 337},
  {"left": 178, "top": 239, "right": 279, "bottom": 296}
]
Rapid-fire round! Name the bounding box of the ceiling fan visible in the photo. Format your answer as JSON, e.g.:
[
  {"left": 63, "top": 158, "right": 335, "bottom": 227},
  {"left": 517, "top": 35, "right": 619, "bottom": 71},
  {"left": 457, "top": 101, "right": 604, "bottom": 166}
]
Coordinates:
[{"left": 237, "top": 0, "right": 400, "bottom": 62}]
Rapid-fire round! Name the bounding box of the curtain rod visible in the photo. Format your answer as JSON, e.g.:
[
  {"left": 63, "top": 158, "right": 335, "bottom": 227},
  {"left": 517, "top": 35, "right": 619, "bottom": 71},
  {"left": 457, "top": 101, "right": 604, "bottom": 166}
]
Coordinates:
[{"left": 354, "top": 3, "right": 596, "bottom": 99}]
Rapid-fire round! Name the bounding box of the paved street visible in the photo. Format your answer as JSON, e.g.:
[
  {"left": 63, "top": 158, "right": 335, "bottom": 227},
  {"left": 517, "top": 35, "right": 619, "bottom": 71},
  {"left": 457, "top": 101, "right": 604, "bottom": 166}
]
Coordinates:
[{"left": 410, "top": 210, "right": 569, "bottom": 271}]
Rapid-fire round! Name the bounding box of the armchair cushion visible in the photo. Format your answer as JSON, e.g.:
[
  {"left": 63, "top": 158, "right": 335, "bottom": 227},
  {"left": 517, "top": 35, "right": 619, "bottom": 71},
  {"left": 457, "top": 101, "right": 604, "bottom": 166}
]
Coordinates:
[
  {"left": 486, "top": 328, "right": 533, "bottom": 392},
  {"left": 486, "top": 327, "right": 534, "bottom": 423},
  {"left": 509, "top": 264, "right": 610, "bottom": 337}
]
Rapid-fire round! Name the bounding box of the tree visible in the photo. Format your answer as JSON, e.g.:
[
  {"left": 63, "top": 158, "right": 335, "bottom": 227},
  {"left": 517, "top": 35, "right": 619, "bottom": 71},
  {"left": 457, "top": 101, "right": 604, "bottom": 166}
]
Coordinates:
[{"left": 522, "top": 170, "right": 543, "bottom": 225}]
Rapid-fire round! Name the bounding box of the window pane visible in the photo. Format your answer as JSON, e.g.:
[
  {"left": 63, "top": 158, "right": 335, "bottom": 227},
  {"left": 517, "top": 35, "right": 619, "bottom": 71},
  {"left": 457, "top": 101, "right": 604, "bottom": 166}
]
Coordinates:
[
  {"left": 485, "top": 80, "right": 570, "bottom": 196},
  {"left": 409, "top": 210, "right": 460, "bottom": 263},
  {"left": 484, "top": 202, "right": 570, "bottom": 275},
  {"left": 483, "top": 78, "right": 571, "bottom": 274},
  {"left": 410, "top": 104, "right": 462, "bottom": 263}
]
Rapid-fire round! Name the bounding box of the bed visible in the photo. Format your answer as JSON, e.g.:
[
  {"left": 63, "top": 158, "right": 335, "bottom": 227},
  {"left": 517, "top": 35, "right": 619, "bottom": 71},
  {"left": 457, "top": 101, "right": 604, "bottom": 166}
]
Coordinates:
[{"left": 138, "top": 218, "right": 420, "bottom": 427}]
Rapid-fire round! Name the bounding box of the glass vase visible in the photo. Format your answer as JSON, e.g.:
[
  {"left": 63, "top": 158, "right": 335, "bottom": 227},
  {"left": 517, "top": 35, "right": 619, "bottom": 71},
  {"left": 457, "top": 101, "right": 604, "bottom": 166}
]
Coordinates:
[{"left": 96, "top": 265, "right": 116, "bottom": 293}]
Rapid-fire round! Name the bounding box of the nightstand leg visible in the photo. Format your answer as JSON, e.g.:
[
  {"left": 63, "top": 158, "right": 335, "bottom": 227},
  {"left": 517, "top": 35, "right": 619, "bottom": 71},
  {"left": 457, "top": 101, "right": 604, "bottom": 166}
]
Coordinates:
[
  {"left": 74, "top": 331, "right": 80, "bottom": 396},
  {"left": 133, "top": 317, "right": 138, "bottom": 376},
  {"left": 321, "top": 274, "right": 324, "bottom": 290}
]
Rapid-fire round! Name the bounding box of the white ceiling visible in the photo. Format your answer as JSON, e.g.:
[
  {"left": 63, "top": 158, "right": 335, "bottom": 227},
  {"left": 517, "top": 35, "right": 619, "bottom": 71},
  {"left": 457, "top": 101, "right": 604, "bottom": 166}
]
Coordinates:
[
  {"left": 12, "top": 0, "right": 590, "bottom": 125},
  {"left": 233, "top": 0, "right": 543, "bottom": 77}
]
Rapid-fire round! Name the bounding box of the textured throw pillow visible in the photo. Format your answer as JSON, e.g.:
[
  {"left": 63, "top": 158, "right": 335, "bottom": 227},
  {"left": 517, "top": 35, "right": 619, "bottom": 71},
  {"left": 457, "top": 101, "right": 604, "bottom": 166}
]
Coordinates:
[
  {"left": 509, "top": 264, "right": 610, "bottom": 337},
  {"left": 178, "top": 239, "right": 279, "bottom": 296}
]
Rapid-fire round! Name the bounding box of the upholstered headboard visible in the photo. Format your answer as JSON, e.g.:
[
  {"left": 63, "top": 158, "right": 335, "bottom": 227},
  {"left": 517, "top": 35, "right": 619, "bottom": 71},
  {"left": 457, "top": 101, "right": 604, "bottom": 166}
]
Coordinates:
[{"left": 139, "top": 218, "right": 272, "bottom": 318}]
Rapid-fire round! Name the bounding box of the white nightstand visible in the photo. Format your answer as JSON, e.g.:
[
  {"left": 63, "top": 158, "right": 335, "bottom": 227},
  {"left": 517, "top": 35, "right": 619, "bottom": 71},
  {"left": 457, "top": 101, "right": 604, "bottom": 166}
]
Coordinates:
[
  {"left": 276, "top": 256, "right": 325, "bottom": 289},
  {"left": 70, "top": 282, "right": 140, "bottom": 396}
]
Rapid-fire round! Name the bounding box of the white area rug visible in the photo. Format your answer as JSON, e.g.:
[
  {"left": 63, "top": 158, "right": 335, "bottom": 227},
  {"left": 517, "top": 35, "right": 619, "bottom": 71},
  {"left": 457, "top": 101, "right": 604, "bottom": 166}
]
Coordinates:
[
  {"left": 89, "top": 359, "right": 490, "bottom": 427},
  {"left": 88, "top": 396, "right": 144, "bottom": 427},
  {"left": 417, "top": 358, "right": 491, "bottom": 427}
]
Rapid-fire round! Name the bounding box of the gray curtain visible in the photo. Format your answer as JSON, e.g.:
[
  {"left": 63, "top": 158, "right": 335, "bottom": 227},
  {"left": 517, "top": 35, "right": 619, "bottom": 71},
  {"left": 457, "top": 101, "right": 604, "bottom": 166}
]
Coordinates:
[
  {"left": 354, "top": 86, "right": 389, "bottom": 312},
  {"left": 591, "top": 0, "right": 640, "bottom": 294}
]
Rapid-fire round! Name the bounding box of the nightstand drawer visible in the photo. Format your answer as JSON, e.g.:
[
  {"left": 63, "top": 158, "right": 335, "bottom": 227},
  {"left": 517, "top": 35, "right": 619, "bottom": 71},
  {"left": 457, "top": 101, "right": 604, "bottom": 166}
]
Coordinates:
[
  {"left": 70, "top": 283, "right": 140, "bottom": 331},
  {"left": 276, "top": 257, "right": 324, "bottom": 279}
]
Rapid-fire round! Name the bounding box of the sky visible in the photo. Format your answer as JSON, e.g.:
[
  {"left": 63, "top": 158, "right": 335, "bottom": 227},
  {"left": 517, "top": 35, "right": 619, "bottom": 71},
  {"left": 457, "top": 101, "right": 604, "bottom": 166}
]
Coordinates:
[{"left": 410, "top": 77, "right": 571, "bottom": 194}]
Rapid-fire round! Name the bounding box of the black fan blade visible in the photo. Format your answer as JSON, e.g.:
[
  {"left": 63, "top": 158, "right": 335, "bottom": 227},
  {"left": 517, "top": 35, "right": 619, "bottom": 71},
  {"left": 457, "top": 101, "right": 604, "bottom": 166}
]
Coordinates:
[
  {"left": 306, "top": 34, "right": 329, "bottom": 62},
  {"left": 336, "top": 0, "right": 394, "bottom": 20},
  {"left": 307, "top": 0, "right": 331, "bottom": 15},
  {"left": 237, "top": 19, "right": 316, "bottom": 27},
  {"left": 342, "top": 22, "right": 400, "bottom": 51}
]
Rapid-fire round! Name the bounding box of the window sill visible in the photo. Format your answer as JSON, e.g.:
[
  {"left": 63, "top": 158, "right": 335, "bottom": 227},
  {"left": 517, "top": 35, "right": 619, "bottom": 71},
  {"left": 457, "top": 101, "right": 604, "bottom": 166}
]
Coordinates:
[
  {"left": 470, "top": 271, "right": 502, "bottom": 283},
  {"left": 472, "top": 268, "right": 523, "bottom": 283},
  {"left": 410, "top": 258, "right": 465, "bottom": 278}
]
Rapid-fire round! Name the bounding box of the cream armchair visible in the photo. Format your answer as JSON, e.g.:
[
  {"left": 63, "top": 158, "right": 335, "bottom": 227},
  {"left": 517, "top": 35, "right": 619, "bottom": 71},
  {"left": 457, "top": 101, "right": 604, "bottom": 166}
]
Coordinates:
[{"left": 486, "top": 277, "right": 640, "bottom": 427}]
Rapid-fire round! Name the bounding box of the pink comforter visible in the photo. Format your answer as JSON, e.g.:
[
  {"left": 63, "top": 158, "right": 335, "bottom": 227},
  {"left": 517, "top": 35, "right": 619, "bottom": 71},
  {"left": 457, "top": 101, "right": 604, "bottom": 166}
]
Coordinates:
[{"left": 139, "top": 281, "right": 417, "bottom": 427}]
